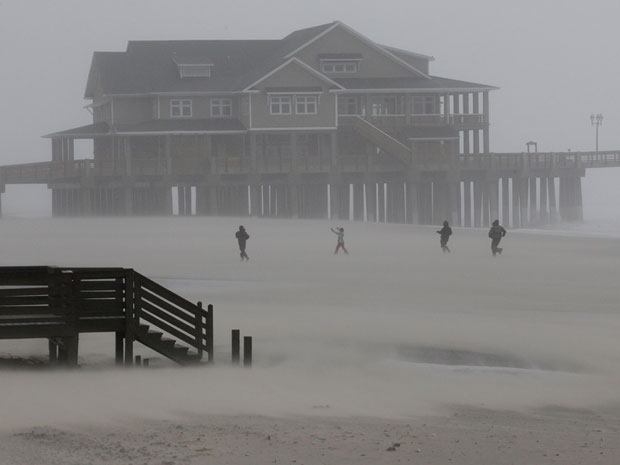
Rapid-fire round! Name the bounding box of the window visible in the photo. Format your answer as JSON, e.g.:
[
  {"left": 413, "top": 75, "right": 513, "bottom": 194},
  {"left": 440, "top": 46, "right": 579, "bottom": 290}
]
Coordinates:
[
  {"left": 269, "top": 95, "right": 292, "bottom": 115},
  {"left": 170, "top": 99, "right": 192, "bottom": 117},
  {"left": 371, "top": 96, "right": 399, "bottom": 116},
  {"left": 338, "top": 96, "right": 358, "bottom": 115},
  {"left": 412, "top": 96, "right": 436, "bottom": 115},
  {"left": 321, "top": 61, "right": 358, "bottom": 73},
  {"left": 179, "top": 65, "right": 212, "bottom": 78},
  {"left": 295, "top": 95, "right": 318, "bottom": 115},
  {"left": 211, "top": 98, "right": 232, "bottom": 117}
]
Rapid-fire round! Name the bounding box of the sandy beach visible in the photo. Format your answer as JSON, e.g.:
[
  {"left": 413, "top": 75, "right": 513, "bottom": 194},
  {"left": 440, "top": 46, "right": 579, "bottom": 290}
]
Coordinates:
[{"left": 0, "top": 216, "right": 619, "bottom": 464}]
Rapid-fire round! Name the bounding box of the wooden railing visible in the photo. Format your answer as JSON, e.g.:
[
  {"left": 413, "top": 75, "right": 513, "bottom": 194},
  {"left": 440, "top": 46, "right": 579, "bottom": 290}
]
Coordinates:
[
  {"left": 133, "top": 272, "right": 213, "bottom": 361},
  {"left": 0, "top": 267, "right": 213, "bottom": 364},
  {"left": 0, "top": 150, "right": 618, "bottom": 185}
]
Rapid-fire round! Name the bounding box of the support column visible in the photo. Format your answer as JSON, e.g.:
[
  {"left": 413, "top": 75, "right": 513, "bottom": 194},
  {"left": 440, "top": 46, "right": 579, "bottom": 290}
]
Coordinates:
[
  {"left": 482, "top": 91, "right": 490, "bottom": 153},
  {"left": 519, "top": 177, "right": 529, "bottom": 227},
  {"left": 529, "top": 177, "right": 538, "bottom": 224},
  {"left": 473, "top": 179, "right": 483, "bottom": 228},
  {"left": 462, "top": 181, "right": 471, "bottom": 227},
  {"left": 488, "top": 177, "right": 499, "bottom": 224},
  {"left": 511, "top": 177, "right": 520, "bottom": 228},
  {"left": 481, "top": 181, "right": 490, "bottom": 227},
  {"left": 405, "top": 180, "right": 418, "bottom": 224},
  {"left": 377, "top": 182, "right": 385, "bottom": 222},
  {"left": 548, "top": 176, "right": 557, "bottom": 222},
  {"left": 539, "top": 176, "right": 548, "bottom": 223},
  {"left": 365, "top": 178, "right": 377, "bottom": 222},
  {"left": 575, "top": 176, "right": 583, "bottom": 221},
  {"left": 501, "top": 177, "right": 510, "bottom": 227},
  {"left": 353, "top": 183, "right": 364, "bottom": 221}
]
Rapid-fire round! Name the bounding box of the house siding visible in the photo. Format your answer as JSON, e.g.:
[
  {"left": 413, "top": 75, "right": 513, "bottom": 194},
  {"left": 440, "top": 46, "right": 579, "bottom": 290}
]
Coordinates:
[
  {"left": 113, "top": 97, "right": 152, "bottom": 124},
  {"left": 250, "top": 62, "right": 336, "bottom": 129},
  {"left": 293, "top": 26, "right": 418, "bottom": 79}
]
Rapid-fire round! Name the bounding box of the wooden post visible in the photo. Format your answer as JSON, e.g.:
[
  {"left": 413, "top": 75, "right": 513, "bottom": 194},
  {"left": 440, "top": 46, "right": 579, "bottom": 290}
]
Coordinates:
[
  {"left": 232, "top": 329, "right": 240, "bottom": 364},
  {"left": 207, "top": 304, "right": 214, "bottom": 363},
  {"left": 195, "top": 301, "right": 204, "bottom": 360},
  {"left": 124, "top": 270, "right": 135, "bottom": 366},
  {"left": 48, "top": 339, "right": 58, "bottom": 363},
  {"left": 243, "top": 336, "right": 252, "bottom": 367},
  {"left": 115, "top": 331, "right": 124, "bottom": 365}
]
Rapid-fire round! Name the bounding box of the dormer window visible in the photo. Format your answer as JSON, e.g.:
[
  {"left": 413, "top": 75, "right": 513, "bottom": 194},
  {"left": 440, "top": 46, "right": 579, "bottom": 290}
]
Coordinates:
[
  {"left": 321, "top": 61, "right": 358, "bottom": 73},
  {"left": 171, "top": 99, "right": 192, "bottom": 117},
  {"left": 319, "top": 53, "right": 362, "bottom": 74},
  {"left": 173, "top": 54, "right": 213, "bottom": 78},
  {"left": 179, "top": 64, "right": 212, "bottom": 78}
]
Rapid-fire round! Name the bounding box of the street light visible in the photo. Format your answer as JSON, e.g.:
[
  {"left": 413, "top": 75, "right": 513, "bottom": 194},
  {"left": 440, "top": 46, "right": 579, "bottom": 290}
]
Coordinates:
[{"left": 590, "top": 113, "right": 603, "bottom": 153}]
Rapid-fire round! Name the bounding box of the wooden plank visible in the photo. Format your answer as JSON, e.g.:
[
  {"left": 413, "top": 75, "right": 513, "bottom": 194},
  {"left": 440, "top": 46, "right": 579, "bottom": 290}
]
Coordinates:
[
  {"left": 0, "top": 306, "right": 66, "bottom": 315},
  {"left": 135, "top": 273, "right": 198, "bottom": 312},
  {"left": 0, "top": 316, "right": 69, "bottom": 324},
  {"left": 77, "top": 291, "right": 120, "bottom": 299},
  {"left": 140, "top": 312, "right": 202, "bottom": 349},
  {"left": 0, "top": 287, "right": 48, "bottom": 297},
  {"left": 140, "top": 288, "right": 195, "bottom": 324},
  {"left": 75, "top": 282, "right": 121, "bottom": 291},
  {"left": 140, "top": 300, "right": 195, "bottom": 335},
  {"left": 78, "top": 300, "right": 122, "bottom": 312},
  {"left": 0, "top": 296, "right": 50, "bottom": 306},
  {"left": 0, "top": 325, "right": 74, "bottom": 339}
]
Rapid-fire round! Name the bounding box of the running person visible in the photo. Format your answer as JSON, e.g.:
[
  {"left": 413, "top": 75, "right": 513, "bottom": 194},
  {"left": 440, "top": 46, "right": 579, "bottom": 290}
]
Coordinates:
[
  {"left": 488, "top": 219, "right": 507, "bottom": 256},
  {"left": 235, "top": 225, "right": 250, "bottom": 261},
  {"left": 436, "top": 220, "right": 452, "bottom": 253},
  {"left": 330, "top": 227, "right": 348, "bottom": 255}
]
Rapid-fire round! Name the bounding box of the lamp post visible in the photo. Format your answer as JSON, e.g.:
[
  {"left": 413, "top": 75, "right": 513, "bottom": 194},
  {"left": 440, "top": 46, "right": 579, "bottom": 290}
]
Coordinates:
[{"left": 590, "top": 113, "right": 603, "bottom": 153}]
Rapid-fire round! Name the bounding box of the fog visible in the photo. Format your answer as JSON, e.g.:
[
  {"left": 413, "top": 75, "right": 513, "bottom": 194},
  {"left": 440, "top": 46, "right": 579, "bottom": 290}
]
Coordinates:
[
  {"left": 0, "top": 0, "right": 620, "bottom": 216},
  {"left": 0, "top": 0, "right": 619, "bottom": 438},
  {"left": 1, "top": 217, "right": 619, "bottom": 430}
]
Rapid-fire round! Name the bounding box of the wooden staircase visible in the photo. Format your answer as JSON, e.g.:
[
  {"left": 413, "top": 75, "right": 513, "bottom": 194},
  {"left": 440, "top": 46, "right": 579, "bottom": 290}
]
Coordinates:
[{"left": 338, "top": 115, "right": 413, "bottom": 164}]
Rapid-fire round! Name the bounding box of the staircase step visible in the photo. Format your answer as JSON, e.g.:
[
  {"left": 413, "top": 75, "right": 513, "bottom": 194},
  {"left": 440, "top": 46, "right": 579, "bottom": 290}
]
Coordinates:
[
  {"left": 173, "top": 344, "right": 190, "bottom": 354},
  {"left": 159, "top": 337, "right": 176, "bottom": 347},
  {"left": 138, "top": 324, "right": 150, "bottom": 332},
  {"left": 146, "top": 330, "right": 164, "bottom": 339}
]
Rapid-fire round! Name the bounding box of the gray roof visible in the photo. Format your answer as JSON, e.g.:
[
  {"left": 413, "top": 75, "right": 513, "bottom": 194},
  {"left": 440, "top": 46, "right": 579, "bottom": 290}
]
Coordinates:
[
  {"left": 44, "top": 122, "right": 110, "bottom": 139},
  {"left": 84, "top": 22, "right": 496, "bottom": 98},
  {"left": 44, "top": 119, "right": 246, "bottom": 138}
]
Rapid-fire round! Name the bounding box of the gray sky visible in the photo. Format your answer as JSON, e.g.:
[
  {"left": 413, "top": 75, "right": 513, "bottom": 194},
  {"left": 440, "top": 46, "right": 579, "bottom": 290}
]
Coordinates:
[{"left": 0, "top": 0, "right": 618, "bottom": 217}]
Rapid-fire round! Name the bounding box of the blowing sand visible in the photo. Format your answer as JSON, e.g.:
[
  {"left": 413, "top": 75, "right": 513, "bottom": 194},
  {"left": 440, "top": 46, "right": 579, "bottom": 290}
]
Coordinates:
[{"left": 0, "top": 216, "right": 619, "bottom": 464}]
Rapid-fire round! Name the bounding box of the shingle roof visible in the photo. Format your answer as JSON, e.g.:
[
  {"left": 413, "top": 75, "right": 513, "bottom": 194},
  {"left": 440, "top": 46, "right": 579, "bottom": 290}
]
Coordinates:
[
  {"left": 44, "top": 122, "right": 110, "bottom": 139},
  {"left": 84, "top": 22, "right": 495, "bottom": 98}
]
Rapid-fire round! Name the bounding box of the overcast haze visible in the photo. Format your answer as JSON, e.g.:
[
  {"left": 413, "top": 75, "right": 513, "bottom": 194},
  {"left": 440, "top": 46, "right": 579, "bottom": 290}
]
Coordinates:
[{"left": 0, "top": 0, "right": 619, "bottom": 220}]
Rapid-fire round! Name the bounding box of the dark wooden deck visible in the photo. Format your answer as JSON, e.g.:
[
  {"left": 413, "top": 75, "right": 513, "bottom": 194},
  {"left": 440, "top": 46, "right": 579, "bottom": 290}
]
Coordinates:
[{"left": 0, "top": 267, "right": 213, "bottom": 366}]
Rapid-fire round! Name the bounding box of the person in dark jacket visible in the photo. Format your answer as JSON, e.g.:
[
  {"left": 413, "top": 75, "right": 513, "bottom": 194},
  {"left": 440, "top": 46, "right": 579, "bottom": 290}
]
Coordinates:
[
  {"left": 330, "top": 227, "right": 348, "bottom": 255},
  {"left": 436, "top": 220, "right": 452, "bottom": 253},
  {"left": 488, "top": 219, "right": 507, "bottom": 256},
  {"left": 235, "top": 225, "right": 250, "bottom": 261}
]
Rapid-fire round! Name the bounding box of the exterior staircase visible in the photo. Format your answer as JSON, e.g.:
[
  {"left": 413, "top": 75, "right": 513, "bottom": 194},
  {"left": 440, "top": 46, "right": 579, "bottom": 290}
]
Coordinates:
[{"left": 338, "top": 115, "right": 413, "bottom": 164}]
